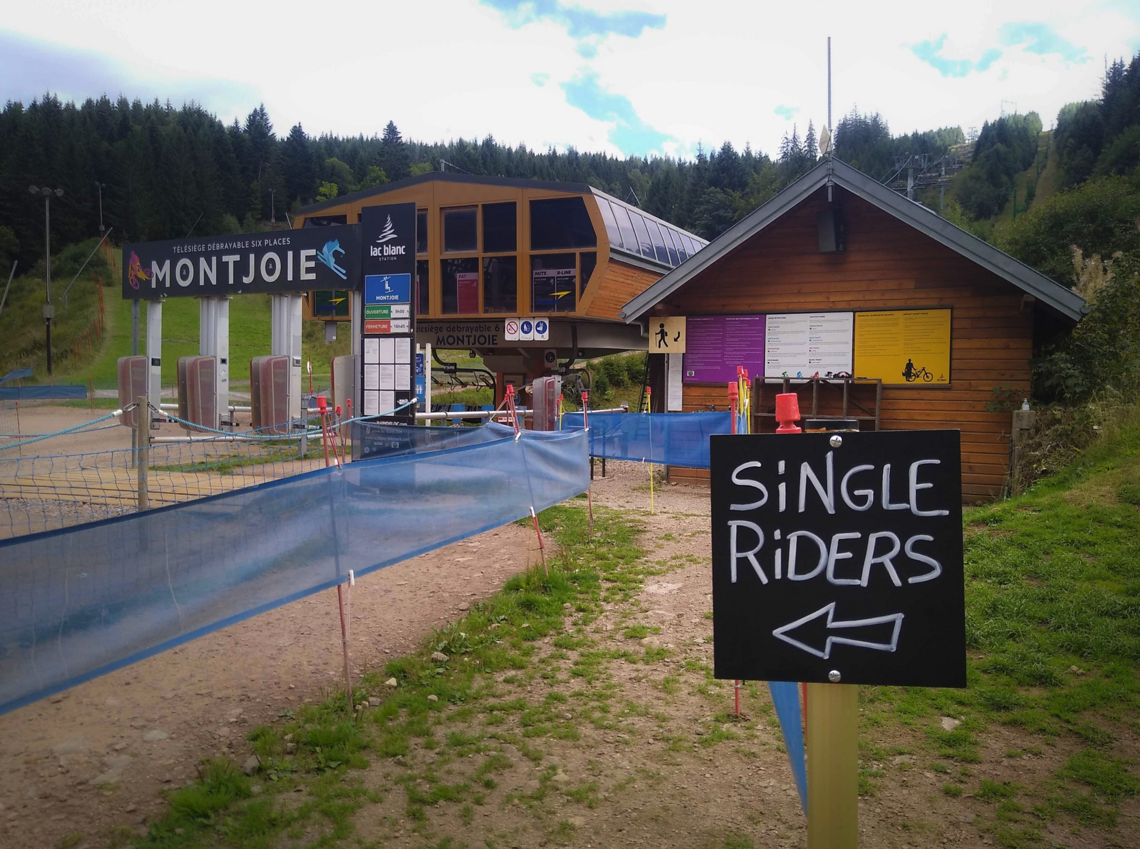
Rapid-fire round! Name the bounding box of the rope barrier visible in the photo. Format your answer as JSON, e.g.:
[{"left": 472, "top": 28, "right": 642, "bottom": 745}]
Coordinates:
[{"left": 0, "top": 407, "right": 133, "bottom": 453}]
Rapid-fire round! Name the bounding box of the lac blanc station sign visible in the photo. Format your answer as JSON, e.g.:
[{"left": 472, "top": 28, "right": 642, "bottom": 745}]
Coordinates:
[{"left": 710, "top": 430, "right": 966, "bottom": 688}]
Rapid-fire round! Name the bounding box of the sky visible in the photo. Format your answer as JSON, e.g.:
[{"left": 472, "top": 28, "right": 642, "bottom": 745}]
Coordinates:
[{"left": 2, "top": 0, "right": 1139, "bottom": 161}]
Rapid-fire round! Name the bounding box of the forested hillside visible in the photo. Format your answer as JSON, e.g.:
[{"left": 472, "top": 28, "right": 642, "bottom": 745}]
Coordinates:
[{"left": 0, "top": 94, "right": 969, "bottom": 274}]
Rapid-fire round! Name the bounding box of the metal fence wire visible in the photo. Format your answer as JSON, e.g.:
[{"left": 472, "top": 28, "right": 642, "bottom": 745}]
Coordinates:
[{"left": 0, "top": 427, "right": 332, "bottom": 541}]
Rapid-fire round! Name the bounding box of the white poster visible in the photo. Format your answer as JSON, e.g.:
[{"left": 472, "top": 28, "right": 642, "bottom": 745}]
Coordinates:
[
  {"left": 667, "top": 353, "right": 683, "bottom": 411},
  {"left": 395, "top": 364, "right": 411, "bottom": 391},
  {"left": 363, "top": 390, "right": 379, "bottom": 416},
  {"left": 364, "top": 338, "right": 379, "bottom": 364},
  {"left": 764, "top": 312, "right": 853, "bottom": 379},
  {"left": 395, "top": 338, "right": 412, "bottom": 362},
  {"left": 379, "top": 337, "right": 396, "bottom": 363},
  {"left": 363, "top": 364, "right": 380, "bottom": 390},
  {"left": 379, "top": 364, "right": 395, "bottom": 390},
  {"left": 379, "top": 390, "right": 396, "bottom": 413}
]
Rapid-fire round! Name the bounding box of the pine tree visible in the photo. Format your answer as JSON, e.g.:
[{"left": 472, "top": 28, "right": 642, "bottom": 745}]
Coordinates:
[
  {"left": 804, "top": 121, "right": 818, "bottom": 164},
  {"left": 379, "top": 121, "right": 410, "bottom": 182}
]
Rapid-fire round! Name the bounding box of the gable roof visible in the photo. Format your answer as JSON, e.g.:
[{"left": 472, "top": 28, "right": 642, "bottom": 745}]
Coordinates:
[{"left": 620, "top": 157, "right": 1085, "bottom": 323}]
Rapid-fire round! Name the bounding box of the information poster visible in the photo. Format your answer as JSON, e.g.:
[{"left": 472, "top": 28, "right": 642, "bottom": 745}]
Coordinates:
[
  {"left": 854, "top": 309, "right": 951, "bottom": 385},
  {"left": 764, "top": 312, "right": 853, "bottom": 379},
  {"left": 532, "top": 267, "right": 576, "bottom": 313},
  {"left": 683, "top": 315, "right": 766, "bottom": 383},
  {"left": 456, "top": 271, "right": 479, "bottom": 313}
]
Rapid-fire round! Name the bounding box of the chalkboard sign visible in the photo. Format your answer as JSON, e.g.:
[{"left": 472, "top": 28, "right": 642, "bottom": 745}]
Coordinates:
[{"left": 711, "top": 430, "right": 965, "bottom": 688}]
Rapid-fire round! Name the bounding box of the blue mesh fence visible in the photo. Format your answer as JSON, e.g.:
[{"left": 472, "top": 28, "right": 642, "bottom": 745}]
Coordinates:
[
  {"left": 0, "top": 427, "right": 588, "bottom": 714},
  {"left": 561, "top": 411, "right": 731, "bottom": 468},
  {"left": 352, "top": 420, "right": 511, "bottom": 460}
]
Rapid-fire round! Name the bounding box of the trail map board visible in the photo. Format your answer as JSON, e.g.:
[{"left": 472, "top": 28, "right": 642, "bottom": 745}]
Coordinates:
[{"left": 710, "top": 430, "right": 965, "bottom": 688}]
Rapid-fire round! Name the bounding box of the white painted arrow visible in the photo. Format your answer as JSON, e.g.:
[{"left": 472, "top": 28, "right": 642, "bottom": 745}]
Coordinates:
[{"left": 772, "top": 603, "right": 904, "bottom": 660}]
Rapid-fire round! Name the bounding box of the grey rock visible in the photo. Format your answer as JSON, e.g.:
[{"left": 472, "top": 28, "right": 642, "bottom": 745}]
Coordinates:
[
  {"left": 52, "top": 736, "right": 90, "bottom": 757},
  {"left": 385, "top": 678, "right": 398, "bottom": 688},
  {"left": 551, "top": 772, "right": 571, "bottom": 784},
  {"left": 431, "top": 651, "right": 449, "bottom": 663},
  {"left": 427, "top": 695, "right": 439, "bottom": 702},
  {"left": 890, "top": 755, "right": 915, "bottom": 766},
  {"left": 142, "top": 729, "right": 169, "bottom": 743},
  {"left": 368, "top": 697, "right": 381, "bottom": 707},
  {"left": 940, "top": 717, "right": 961, "bottom": 732},
  {"left": 458, "top": 603, "right": 470, "bottom": 611},
  {"left": 242, "top": 754, "right": 261, "bottom": 776}
]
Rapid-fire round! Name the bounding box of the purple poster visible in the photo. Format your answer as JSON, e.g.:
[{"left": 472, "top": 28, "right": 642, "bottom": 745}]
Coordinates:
[{"left": 683, "top": 314, "right": 766, "bottom": 383}]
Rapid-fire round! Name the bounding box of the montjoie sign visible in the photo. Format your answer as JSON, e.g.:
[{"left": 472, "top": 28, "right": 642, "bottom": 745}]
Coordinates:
[
  {"left": 122, "top": 227, "right": 362, "bottom": 299},
  {"left": 710, "top": 430, "right": 966, "bottom": 688}
]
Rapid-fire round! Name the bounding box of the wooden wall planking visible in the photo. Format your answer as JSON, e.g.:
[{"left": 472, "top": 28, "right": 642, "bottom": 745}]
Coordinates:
[{"left": 654, "top": 187, "right": 1037, "bottom": 501}]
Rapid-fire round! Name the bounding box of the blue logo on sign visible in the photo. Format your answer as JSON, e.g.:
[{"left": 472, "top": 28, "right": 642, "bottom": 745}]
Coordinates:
[
  {"left": 520, "top": 320, "right": 533, "bottom": 335},
  {"left": 534, "top": 320, "right": 548, "bottom": 336},
  {"left": 317, "top": 240, "right": 347, "bottom": 280},
  {"left": 365, "top": 273, "right": 411, "bottom": 304}
]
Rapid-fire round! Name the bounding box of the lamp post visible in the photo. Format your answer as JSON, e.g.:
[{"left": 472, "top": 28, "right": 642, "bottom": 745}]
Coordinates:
[
  {"left": 29, "top": 185, "right": 64, "bottom": 375},
  {"left": 95, "top": 182, "right": 106, "bottom": 234}
]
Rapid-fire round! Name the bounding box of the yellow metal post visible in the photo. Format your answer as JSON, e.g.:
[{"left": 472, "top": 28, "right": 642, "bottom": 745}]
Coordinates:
[{"left": 806, "top": 682, "right": 859, "bottom": 849}]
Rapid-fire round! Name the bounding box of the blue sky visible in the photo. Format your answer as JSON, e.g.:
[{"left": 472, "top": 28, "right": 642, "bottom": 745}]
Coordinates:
[{"left": 1, "top": 1, "right": 1137, "bottom": 161}]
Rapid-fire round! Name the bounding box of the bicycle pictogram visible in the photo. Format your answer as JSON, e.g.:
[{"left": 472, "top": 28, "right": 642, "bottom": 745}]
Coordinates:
[{"left": 902, "top": 358, "right": 934, "bottom": 383}]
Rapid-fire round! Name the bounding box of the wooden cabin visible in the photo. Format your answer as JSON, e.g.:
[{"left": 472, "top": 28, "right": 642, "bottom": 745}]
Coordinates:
[
  {"left": 621, "top": 158, "right": 1084, "bottom": 502},
  {"left": 296, "top": 174, "right": 706, "bottom": 383}
]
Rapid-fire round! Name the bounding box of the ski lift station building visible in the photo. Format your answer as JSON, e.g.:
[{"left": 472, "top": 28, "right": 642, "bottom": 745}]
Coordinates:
[
  {"left": 621, "top": 159, "right": 1084, "bottom": 501},
  {"left": 296, "top": 173, "right": 707, "bottom": 387}
]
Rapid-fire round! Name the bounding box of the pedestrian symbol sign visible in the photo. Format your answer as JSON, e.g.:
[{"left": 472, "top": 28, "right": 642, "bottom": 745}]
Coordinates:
[{"left": 652, "top": 317, "right": 687, "bottom": 353}]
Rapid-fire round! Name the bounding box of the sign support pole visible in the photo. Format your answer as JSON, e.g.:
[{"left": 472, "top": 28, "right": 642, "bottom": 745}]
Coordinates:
[{"left": 806, "top": 683, "right": 859, "bottom": 849}]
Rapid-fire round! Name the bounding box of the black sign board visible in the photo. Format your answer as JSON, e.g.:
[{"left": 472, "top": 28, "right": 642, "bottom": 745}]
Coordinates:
[
  {"left": 122, "top": 227, "right": 361, "bottom": 300},
  {"left": 711, "top": 430, "right": 965, "bottom": 688},
  {"left": 358, "top": 203, "right": 417, "bottom": 433}
]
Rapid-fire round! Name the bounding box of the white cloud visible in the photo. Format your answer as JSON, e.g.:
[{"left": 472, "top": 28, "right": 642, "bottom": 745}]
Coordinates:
[{"left": 1, "top": 0, "right": 1137, "bottom": 160}]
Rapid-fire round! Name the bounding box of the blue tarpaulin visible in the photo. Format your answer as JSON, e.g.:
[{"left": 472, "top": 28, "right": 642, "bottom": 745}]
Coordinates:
[
  {"left": 0, "top": 425, "right": 589, "bottom": 714},
  {"left": 0, "top": 385, "right": 87, "bottom": 401},
  {"left": 561, "top": 411, "right": 731, "bottom": 469}
]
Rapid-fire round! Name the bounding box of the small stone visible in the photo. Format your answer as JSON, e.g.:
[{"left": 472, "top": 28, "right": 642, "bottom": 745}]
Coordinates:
[
  {"left": 368, "top": 697, "right": 381, "bottom": 707},
  {"left": 563, "top": 603, "right": 572, "bottom": 610},
  {"left": 563, "top": 713, "right": 572, "bottom": 720},
  {"left": 124, "top": 804, "right": 136, "bottom": 813},
  {"left": 427, "top": 695, "right": 439, "bottom": 703},
  {"left": 112, "top": 742, "right": 128, "bottom": 752},
  {"left": 489, "top": 623, "right": 500, "bottom": 629},
  {"left": 174, "top": 828, "right": 185, "bottom": 836},
  {"left": 227, "top": 709, "right": 244, "bottom": 724},
  {"left": 385, "top": 678, "right": 398, "bottom": 688},
  {"left": 431, "top": 652, "right": 449, "bottom": 663},
  {"left": 104, "top": 697, "right": 122, "bottom": 709},
  {"left": 49, "top": 693, "right": 67, "bottom": 704},
  {"left": 890, "top": 755, "right": 915, "bottom": 766},
  {"left": 162, "top": 775, "right": 173, "bottom": 784},
  {"left": 940, "top": 717, "right": 961, "bottom": 732},
  {"left": 242, "top": 754, "right": 260, "bottom": 776},
  {"left": 458, "top": 603, "right": 470, "bottom": 611},
  {"left": 285, "top": 743, "right": 297, "bottom": 754},
  {"left": 1068, "top": 665, "right": 1084, "bottom": 674},
  {"left": 551, "top": 772, "right": 571, "bottom": 784},
  {"left": 251, "top": 784, "right": 263, "bottom": 796},
  {"left": 521, "top": 623, "right": 530, "bottom": 629},
  {"left": 142, "top": 729, "right": 169, "bottom": 743}
]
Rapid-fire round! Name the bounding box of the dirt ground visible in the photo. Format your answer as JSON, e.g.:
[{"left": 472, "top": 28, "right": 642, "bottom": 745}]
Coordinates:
[{"left": 1, "top": 433, "right": 1137, "bottom": 848}]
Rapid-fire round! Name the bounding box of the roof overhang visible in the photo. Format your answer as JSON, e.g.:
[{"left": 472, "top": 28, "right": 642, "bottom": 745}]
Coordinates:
[{"left": 620, "top": 158, "right": 1085, "bottom": 324}]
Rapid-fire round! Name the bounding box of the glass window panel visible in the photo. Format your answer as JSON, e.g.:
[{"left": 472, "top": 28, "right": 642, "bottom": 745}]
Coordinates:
[
  {"left": 441, "top": 257, "right": 480, "bottom": 314},
  {"left": 416, "top": 259, "right": 429, "bottom": 315},
  {"left": 482, "top": 203, "right": 517, "bottom": 253},
  {"left": 629, "top": 212, "right": 655, "bottom": 259},
  {"left": 531, "top": 253, "right": 576, "bottom": 313},
  {"left": 612, "top": 204, "right": 638, "bottom": 253},
  {"left": 529, "top": 197, "right": 597, "bottom": 250},
  {"left": 644, "top": 218, "right": 670, "bottom": 264},
  {"left": 674, "top": 232, "right": 689, "bottom": 262},
  {"left": 595, "top": 198, "right": 625, "bottom": 250},
  {"left": 443, "top": 207, "right": 477, "bottom": 253},
  {"left": 482, "top": 255, "right": 517, "bottom": 313},
  {"left": 683, "top": 234, "right": 700, "bottom": 257},
  {"left": 580, "top": 251, "right": 597, "bottom": 295},
  {"left": 662, "top": 228, "right": 681, "bottom": 266},
  {"left": 416, "top": 210, "right": 428, "bottom": 255},
  {"left": 302, "top": 215, "right": 347, "bottom": 227}
]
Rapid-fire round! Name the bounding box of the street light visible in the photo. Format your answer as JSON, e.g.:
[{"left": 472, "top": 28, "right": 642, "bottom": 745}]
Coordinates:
[
  {"left": 29, "top": 185, "right": 64, "bottom": 375},
  {"left": 95, "top": 182, "right": 106, "bottom": 234}
]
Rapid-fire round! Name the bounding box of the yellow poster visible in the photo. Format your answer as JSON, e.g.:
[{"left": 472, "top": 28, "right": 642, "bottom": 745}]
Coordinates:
[{"left": 854, "top": 310, "right": 951, "bottom": 385}]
